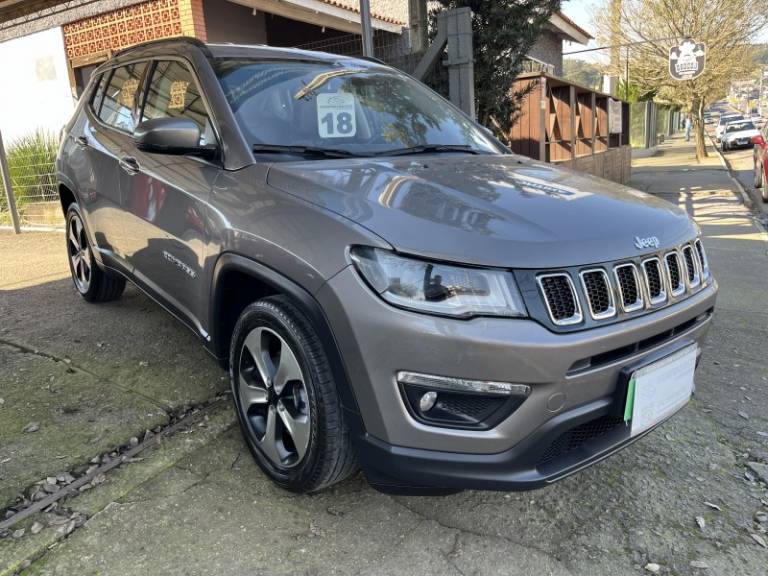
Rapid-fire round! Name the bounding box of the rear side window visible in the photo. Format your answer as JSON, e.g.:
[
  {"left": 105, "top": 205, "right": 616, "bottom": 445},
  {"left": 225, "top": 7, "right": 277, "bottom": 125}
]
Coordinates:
[
  {"left": 98, "top": 62, "right": 148, "bottom": 133},
  {"left": 141, "top": 60, "right": 214, "bottom": 145}
]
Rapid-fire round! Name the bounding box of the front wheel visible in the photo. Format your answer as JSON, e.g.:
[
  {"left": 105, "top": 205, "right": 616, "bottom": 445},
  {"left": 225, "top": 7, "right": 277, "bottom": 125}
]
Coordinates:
[
  {"left": 65, "top": 204, "right": 125, "bottom": 302},
  {"left": 229, "top": 296, "right": 357, "bottom": 492}
]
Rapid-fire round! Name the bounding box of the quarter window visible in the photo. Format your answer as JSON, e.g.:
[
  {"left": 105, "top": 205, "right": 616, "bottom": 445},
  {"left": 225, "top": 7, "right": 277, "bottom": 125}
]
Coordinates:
[
  {"left": 90, "top": 72, "right": 108, "bottom": 114},
  {"left": 141, "top": 61, "right": 213, "bottom": 145},
  {"left": 98, "top": 62, "right": 148, "bottom": 132}
]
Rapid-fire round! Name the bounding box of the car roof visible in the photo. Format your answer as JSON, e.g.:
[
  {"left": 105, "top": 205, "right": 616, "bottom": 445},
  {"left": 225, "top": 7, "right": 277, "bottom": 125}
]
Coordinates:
[{"left": 102, "top": 36, "right": 385, "bottom": 71}]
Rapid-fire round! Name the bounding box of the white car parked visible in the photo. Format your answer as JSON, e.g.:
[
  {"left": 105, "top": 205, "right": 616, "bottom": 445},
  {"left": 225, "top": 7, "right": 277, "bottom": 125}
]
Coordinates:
[
  {"left": 721, "top": 120, "right": 760, "bottom": 151},
  {"left": 715, "top": 114, "right": 744, "bottom": 142}
]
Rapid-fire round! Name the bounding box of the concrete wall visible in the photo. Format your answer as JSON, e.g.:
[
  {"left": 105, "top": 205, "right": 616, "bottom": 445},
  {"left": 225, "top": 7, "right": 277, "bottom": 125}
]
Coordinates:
[
  {"left": 0, "top": 27, "right": 76, "bottom": 142},
  {"left": 203, "top": 0, "right": 267, "bottom": 43},
  {"left": 527, "top": 30, "right": 563, "bottom": 77}
]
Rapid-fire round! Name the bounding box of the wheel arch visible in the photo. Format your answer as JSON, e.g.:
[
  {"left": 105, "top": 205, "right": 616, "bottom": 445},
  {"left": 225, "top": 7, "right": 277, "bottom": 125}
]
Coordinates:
[
  {"left": 58, "top": 183, "right": 77, "bottom": 215},
  {"left": 209, "top": 253, "right": 364, "bottom": 424}
]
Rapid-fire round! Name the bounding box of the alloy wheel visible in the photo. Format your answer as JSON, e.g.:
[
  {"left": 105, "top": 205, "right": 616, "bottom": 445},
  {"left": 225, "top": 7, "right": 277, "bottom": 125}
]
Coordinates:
[
  {"left": 67, "top": 213, "right": 91, "bottom": 292},
  {"left": 238, "top": 327, "right": 311, "bottom": 469}
]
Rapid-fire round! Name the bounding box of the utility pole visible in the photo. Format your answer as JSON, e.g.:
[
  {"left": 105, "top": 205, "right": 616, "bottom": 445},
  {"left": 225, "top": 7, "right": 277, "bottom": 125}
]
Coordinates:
[
  {"left": 0, "top": 129, "right": 20, "bottom": 234},
  {"left": 360, "top": 0, "right": 374, "bottom": 57}
]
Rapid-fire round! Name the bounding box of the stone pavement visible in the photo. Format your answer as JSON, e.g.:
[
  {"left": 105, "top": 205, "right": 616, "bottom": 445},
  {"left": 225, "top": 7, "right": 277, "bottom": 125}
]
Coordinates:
[{"left": 1, "top": 137, "right": 767, "bottom": 575}]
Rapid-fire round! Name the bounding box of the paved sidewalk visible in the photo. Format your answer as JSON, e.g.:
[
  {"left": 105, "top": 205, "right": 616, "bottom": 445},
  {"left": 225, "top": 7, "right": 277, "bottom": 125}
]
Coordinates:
[{"left": 2, "top": 138, "right": 767, "bottom": 576}]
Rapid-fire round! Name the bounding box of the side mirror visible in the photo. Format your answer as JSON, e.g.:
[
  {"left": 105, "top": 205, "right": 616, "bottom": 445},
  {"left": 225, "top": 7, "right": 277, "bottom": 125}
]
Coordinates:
[
  {"left": 751, "top": 135, "right": 765, "bottom": 146},
  {"left": 134, "top": 118, "right": 213, "bottom": 156}
]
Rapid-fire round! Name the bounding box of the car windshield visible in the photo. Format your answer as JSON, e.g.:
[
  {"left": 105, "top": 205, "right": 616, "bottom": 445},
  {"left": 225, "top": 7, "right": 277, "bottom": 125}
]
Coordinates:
[
  {"left": 214, "top": 59, "right": 500, "bottom": 157},
  {"left": 721, "top": 116, "right": 743, "bottom": 125},
  {"left": 726, "top": 121, "right": 755, "bottom": 132}
]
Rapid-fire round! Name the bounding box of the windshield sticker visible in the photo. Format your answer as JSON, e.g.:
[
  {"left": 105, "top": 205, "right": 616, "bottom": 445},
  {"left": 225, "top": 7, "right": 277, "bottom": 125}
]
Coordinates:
[
  {"left": 169, "top": 80, "right": 190, "bottom": 111},
  {"left": 317, "top": 92, "right": 356, "bottom": 138}
]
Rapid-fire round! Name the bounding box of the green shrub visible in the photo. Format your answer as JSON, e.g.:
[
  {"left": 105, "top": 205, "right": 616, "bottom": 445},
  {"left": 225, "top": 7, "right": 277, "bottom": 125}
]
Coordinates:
[{"left": 0, "top": 130, "right": 60, "bottom": 212}]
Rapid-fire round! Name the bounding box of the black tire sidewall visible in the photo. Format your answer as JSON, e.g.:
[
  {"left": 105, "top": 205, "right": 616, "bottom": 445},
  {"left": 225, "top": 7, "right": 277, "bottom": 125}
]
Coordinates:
[{"left": 229, "top": 300, "right": 326, "bottom": 490}]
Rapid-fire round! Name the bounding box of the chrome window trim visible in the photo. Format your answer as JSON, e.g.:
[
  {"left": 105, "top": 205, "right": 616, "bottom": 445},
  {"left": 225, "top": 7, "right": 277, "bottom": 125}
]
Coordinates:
[
  {"left": 613, "top": 263, "right": 644, "bottom": 313},
  {"left": 641, "top": 257, "right": 667, "bottom": 306},
  {"left": 579, "top": 268, "right": 616, "bottom": 320},
  {"left": 664, "top": 251, "right": 686, "bottom": 297},
  {"left": 536, "top": 273, "right": 583, "bottom": 326}
]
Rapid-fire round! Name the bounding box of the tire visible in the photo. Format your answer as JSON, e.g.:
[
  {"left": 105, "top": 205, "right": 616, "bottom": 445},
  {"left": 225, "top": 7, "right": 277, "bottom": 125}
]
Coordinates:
[
  {"left": 754, "top": 160, "right": 764, "bottom": 189},
  {"left": 229, "top": 295, "right": 357, "bottom": 493},
  {"left": 65, "top": 204, "right": 125, "bottom": 303}
]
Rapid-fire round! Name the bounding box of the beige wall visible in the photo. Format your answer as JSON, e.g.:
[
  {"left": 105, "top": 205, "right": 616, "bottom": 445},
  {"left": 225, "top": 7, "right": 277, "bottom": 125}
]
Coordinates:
[{"left": 332, "top": 0, "right": 409, "bottom": 25}]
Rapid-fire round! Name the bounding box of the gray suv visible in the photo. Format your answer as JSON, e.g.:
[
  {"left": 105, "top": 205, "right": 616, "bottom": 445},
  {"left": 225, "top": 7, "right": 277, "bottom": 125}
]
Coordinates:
[{"left": 57, "top": 38, "right": 717, "bottom": 494}]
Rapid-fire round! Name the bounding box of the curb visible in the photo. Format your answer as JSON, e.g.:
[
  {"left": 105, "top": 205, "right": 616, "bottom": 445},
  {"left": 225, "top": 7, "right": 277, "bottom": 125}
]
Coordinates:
[{"left": 705, "top": 131, "right": 754, "bottom": 208}]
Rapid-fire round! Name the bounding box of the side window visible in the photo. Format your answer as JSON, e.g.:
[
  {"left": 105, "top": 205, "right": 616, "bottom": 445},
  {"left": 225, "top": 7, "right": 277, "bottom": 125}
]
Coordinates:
[
  {"left": 141, "top": 60, "right": 214, "bottom": 145},
  {"left": 90, "top": 72, "right": 109, "bottom": 114},
  {"left": 98, "top": 62, "right": 147, "bottom": 133}
]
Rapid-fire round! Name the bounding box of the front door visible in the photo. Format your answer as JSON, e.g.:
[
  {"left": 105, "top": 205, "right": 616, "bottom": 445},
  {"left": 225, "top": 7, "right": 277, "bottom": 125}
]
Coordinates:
[
  {"left": 80, "top": 61, "right": 148, "bottom": 266},
  {"left": 120, "top": 59, "right": 219, "bottom": 336}
]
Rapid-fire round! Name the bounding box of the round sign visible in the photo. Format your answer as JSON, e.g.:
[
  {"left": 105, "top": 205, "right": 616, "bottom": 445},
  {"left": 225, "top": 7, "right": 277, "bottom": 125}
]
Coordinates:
[{"left": 669, "top": 40, "right": 706, "bottom": 81}]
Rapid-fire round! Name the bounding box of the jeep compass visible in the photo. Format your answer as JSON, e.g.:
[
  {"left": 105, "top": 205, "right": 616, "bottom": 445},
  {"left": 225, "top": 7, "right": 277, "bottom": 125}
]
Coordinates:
[{"left": 56, "top": 38, "right": 717, "bottom": 494}]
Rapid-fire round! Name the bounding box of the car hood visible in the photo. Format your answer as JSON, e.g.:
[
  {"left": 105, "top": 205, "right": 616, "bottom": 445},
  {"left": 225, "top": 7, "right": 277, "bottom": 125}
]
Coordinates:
[
  {"left": 267, "top": 154, "right": 696, "bottom": 268},
  {"left": 725, "top": 128, "right": 759, "bottom": 140}
]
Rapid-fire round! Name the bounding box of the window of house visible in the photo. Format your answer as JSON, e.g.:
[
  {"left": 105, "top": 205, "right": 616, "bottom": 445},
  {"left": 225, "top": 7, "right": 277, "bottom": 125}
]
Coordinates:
[
  {"left": 141, "top": 60, "right": 214, "bottom": 145},
  {"left": 98, "top": 62, "right": 147, "bottom": 133}
]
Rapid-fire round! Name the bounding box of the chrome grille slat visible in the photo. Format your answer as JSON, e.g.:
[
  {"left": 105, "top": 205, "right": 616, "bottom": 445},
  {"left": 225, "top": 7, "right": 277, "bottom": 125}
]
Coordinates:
[
  {"left": 642, "top": 257, "right": 667, "bottom": 305},
  {"left": 537, "top": 273, "right": 582, "bottom": 326},
  {"left": 613, "top": 263, "right": 644, "bottom": 312},
  {"left": 694, "top": 239, "right": 709, "bottom": 278},
  {"left": 682, "top": 245, "right": 701, "bottom": 288},
  {"left": 664, "top": 251, "right": 685, "bottom": 297},
  {"left": 580, "top": 269, "right": 616, "bottom": 319}
]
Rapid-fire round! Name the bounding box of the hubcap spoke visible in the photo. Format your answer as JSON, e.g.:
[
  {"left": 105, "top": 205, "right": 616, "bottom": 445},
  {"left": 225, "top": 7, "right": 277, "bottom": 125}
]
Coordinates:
[
  {"left": 71, "top": 252, "right": 82, "bottom": 269},
  {"left": 273, "top": 343, "right": 302, "bottom": 396},
  {"left": 68, "top": 224, "right": 79, "bottom": 250},
  {"left": 257, "top": 406, "right": 282, "bottom": 464},
  {"left": 277, "top": 401, "right": 310, "bottom": 459},
  {"left": 243, "top": 328, "right": 273, "bottom": 388},
  {"left": 239, "top": 373, "right": 269, "bottom": 406}
]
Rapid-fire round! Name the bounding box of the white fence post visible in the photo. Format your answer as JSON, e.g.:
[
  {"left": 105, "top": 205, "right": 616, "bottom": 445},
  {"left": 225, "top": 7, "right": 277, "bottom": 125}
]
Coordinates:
[{"left": 0, "top": 129, "right": 21, "bottom": 234}]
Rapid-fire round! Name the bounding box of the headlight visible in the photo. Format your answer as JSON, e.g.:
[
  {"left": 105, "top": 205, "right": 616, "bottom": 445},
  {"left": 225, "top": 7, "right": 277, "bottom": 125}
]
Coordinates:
[{"left": 349, "top": 247, "right": 527, "bottom": 318}]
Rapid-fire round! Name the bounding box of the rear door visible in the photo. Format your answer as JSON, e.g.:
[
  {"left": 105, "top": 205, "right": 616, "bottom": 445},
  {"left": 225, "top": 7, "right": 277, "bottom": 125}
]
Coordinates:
[
  {"left": 120, "top": 58, "right": 220, "bottom": 335},
  {"left": 79, "top": 61, "right": 148, "bottom": 265}
]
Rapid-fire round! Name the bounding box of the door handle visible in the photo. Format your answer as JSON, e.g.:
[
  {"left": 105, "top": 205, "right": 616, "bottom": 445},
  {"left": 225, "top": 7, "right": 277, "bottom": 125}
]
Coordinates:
[
  {"left": 119, "top": 156, "right": 140, "bottom": 175},
  {"left": 75, "top": 135, "right": 88, "bottom": 148}
]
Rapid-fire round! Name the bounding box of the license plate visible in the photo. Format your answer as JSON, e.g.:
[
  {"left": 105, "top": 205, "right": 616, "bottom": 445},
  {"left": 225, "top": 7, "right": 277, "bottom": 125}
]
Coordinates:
[{"left": 624, "top": 345, "right": 697, "bottom": 437}]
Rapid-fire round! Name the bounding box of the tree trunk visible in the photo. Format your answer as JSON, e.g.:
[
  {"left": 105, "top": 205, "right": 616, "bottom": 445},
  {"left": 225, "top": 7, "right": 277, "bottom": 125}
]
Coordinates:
[{"left": 693, "top": 99, "right": 708, "bottom": 161}]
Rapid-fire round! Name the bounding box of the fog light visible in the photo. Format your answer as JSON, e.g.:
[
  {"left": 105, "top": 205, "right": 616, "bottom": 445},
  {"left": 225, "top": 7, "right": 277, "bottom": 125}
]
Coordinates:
[
  {"left": 419, "top": 391, "right": 438, "bottom": 412},
  {"left": 397, "top": 371, "right": 531, "bottom": 430}
]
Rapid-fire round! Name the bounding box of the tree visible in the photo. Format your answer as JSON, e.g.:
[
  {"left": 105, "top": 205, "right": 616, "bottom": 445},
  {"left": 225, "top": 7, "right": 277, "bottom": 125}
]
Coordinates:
[
  {"left": 431, "top": 0, "right": 562, "bottom": 140},
  {"left": 563, "top": 58, "right": 604, "bottom": 91},
  {"left": 594, "top": 0, "right": 768, "bottom": 160}
]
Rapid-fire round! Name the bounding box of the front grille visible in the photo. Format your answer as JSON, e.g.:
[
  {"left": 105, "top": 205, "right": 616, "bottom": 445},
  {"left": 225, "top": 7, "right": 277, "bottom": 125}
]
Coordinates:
[
  {"left": 682, "top": 245, "right": 700, "bottom": 286},
  {"left": 642, "top": 258, "right": 666, "bottom": 304},
  {"left": 614, "top": 264, "right": 643, "bottom": 311},
  {"left": 537, "top": 414, "right": 626, "bottom": 468},
  {"left": 537, "top": 274, "right": 581, "bottom": 325},
  {"left": 531, "top": 239, "right": 709, "bottom": 328},
  {"left": 580, "top": 269, "right": 615, "bottom": 319},
  {"left": 664, "top": 252, "right": 684, "bottom": 296}
]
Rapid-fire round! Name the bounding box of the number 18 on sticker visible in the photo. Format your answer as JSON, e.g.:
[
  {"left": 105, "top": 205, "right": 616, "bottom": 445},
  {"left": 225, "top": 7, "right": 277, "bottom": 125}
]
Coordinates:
[{"left": 317, "top": 93, "right": 356, "bottom": 138}]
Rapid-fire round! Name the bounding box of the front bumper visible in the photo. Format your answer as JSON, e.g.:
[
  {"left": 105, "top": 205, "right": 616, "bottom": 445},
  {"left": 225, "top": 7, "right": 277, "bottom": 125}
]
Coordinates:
[{"left": 316, "top": 266, "right": 716, "bottom": 490}]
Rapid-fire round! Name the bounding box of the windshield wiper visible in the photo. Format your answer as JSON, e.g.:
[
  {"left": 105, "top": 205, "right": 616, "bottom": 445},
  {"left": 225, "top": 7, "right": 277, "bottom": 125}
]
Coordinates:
[
  {"left": 252, "top": 144, "right": 364, "bottom": 158},
  {"left": 374, "top": 144, "right": 485, "bottom": 157}
]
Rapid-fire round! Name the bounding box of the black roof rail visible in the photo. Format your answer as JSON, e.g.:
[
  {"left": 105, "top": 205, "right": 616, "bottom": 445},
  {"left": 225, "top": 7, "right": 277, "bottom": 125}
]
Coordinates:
[{"left": 112, "top": 36, "right": 211, "bottom": 58}]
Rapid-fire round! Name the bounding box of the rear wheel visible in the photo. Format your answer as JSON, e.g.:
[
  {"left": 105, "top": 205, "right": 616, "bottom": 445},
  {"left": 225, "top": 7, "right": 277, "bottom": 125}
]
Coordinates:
[
  {"left": 65, "top": 204, "right": 125, "bottom": 302},
  {"left": 229, "top": 296, "right": 357, "bottom": 492},
  {"left": 755, "top": 160, "right": 764, "bottom": 189}
]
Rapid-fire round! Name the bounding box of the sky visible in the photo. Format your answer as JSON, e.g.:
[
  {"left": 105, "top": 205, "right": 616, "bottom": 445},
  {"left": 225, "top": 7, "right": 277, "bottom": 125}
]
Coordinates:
[{"left": 560, "top": 0, "right": 768, "bottom": 63}]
